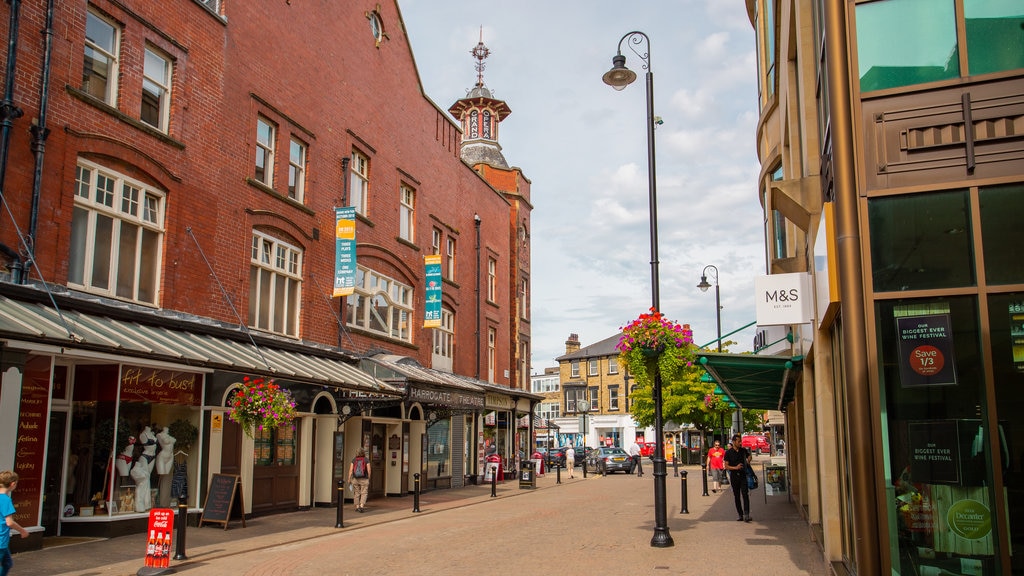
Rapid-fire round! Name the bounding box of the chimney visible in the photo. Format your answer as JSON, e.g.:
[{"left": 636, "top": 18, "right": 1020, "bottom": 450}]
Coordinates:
[{"left": 565, "top": 333, "right": 580, "bottom": 354}]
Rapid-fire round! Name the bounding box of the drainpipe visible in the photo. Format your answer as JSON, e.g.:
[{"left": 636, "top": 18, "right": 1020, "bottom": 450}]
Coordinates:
[
  {"left": 474, "top": 213, "right": 481, "bottom": 379},
  {"left": 25, "top": 0, "right": 55, "bottom": 283},
  {"left": 824, "top": 1, "right": 880, "bottom": 573},
  {"left": 0, "top": 0, "right": 25, "bottom": 280}
]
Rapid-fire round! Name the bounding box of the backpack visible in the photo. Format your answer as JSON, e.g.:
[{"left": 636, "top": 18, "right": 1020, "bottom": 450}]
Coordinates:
[{"left": 353, "top": 456, "right": 367, "bottom": 478}]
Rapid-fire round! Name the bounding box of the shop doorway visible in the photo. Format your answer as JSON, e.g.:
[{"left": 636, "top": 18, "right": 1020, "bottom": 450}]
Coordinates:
[
  {"left": 41, "top": 411, "right": 68, "bottom": 536},
  {"left": 370, "top": 423, "right": 385, "bottom": 498}
]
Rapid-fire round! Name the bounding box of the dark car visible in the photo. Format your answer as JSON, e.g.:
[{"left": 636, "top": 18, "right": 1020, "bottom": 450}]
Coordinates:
[
  {"left": 544, "top": 446, "right": 575, "bottom": 468},
  {"left": 584, "top": 447, "right": 634, "bottom": 474}
]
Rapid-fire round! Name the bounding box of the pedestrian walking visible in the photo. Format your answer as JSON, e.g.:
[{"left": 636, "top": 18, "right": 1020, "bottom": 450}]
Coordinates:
[
  {"left": 706, "top": 440, "right": 726, "bottom": 493},
  {"left": 565, "top": 446, "right": 575, "bottom": 478},
  {"left": 348, "top": 448, "right": 371, "bottom": 513},
  {"left": 1, "top": 470, "right": 29, "bottom": 576},
  {"left": 628, "top": 441, "right": 644, "bottom": 477},
  {"left": 724, "top": 435, "right": 752, "bottom": 522}
]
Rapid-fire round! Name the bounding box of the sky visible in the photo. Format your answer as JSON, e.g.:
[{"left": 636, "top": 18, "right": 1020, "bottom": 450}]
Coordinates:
[{"left": 399, "top": 1, "right": 764, "bottom": 372}]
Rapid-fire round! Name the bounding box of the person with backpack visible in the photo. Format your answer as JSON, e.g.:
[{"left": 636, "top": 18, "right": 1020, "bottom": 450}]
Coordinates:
[{"left": 348, "top": 448, "right": 371, "bottom": 512}]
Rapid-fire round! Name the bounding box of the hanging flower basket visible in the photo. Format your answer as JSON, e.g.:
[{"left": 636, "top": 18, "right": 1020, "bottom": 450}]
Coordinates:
[
  {"left": 228, "top": 376, "right": 297, "bottom": 437},
  {"left": 617, "top": 308, "right": 696, "bottom": 386}
]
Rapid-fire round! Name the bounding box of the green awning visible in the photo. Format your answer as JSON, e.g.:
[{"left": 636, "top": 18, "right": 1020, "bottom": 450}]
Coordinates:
[{"left": 698, "top": 352, "right": 803, "bottom": 411}]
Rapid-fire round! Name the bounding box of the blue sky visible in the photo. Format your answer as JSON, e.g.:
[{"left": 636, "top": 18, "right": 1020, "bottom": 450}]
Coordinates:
[{"left": 399, "top": 1, "right": 764, "bottom": 370}]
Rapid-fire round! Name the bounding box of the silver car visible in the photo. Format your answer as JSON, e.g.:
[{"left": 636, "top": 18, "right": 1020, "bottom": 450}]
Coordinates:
[{"left": 584, "top": 447, "right": 634, "bottom": 474}]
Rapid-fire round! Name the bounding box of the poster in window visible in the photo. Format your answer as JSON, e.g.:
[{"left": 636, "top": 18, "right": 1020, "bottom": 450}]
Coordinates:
[
  {"left": 896, "top": 314, "right": 958, "bottom": 387},
  {"left": 907, "top": 420, "right": 960, "bottom": 485},
  {"left": 1009, "top": 301, "right": 1024, "bottom": 373}
]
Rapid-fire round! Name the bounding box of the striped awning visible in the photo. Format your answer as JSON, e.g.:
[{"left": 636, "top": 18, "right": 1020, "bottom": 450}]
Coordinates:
[{"left": 0, "top": 293, "right": 396, "bottom": 394}]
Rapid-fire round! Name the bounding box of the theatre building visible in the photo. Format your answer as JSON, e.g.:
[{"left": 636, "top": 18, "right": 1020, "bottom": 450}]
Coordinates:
[{"left": 0, "top": 0, "right": 534, "bottom": 549}]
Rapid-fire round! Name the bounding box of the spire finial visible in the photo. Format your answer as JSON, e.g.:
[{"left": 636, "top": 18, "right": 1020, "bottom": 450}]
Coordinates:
[{"left": 471, "top": 26, "right": 490, "bottom": 87}]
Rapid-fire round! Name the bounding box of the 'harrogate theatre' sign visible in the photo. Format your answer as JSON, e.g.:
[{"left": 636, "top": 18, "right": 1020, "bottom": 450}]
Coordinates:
[{"left": 408, "top": 386, "right": 484, "bottom": 409}]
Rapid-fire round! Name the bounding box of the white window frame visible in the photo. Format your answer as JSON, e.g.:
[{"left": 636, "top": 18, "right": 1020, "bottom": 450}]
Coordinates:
[
  {"left": 570, "top": 360, "right": 580, "bottom": 378},
  {"left": 487, "top": 257, "right": 497, "bottom": 301},
  {"left": 487, "top": 327, "right": 496, "bottom": 383},
  {"left": 609, "top": 387, "right": 619, "bottom": 411},
  {"left": 431, "top": 228, "right": 442, "bottom": 255},
  {"left": 288, "top": 136, "right": 306, "bottom": 202},
  {"left": 249, "top": 231, "right": 303, "bottom": 337},
  {"left": 588, "top": 359, "right": 599, "bottom": 376},
  {"left": 255, "top": 117, "right": 276, "bottom": 186},
  {"left": 346, "top": 266, "right": 414, "bottom": 342},
  {"left": 399, "top": 183, "right": 415, "bottom": 242},
  {"left": 350, "top": 150, "right": 369, "bottom": 215},
  {"left": 69, "top": 159, "right": 165, "bottom": 306},
  {"left": 608, "top": 357, "right": 619, "bottom": 374},
  {"left": 83, "top": 10, "right": 119, "bottom": 106},
  {"left": 141, "top": 46, "right": 171, "bottom": 131},
  {"left": 445, "top": 236, "right": 456, "bottom": 280},
  {"left": 432, "top": 308, "right": 454, "bottom": 372}
]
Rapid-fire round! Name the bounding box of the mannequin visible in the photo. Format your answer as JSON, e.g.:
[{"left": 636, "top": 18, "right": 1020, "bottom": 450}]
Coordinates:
[
  {"left": 131, "top": 427, "right": 157, "bottom": 512},
  {"left": 115, "top": 436, "right": 136, "bottom": 476},
  {"left": 156, "top": 428, "right": 175, "bottom": 475}
]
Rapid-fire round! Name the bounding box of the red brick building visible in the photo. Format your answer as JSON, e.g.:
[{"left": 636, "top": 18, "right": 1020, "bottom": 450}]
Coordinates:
[{"left": 0, "top": 0, "right": 533, "bottom": 546}]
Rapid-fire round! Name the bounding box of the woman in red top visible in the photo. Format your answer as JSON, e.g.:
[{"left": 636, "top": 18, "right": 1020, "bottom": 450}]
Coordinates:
[{"left": 706, "top": 441, "right": 726, "bottom": 493}]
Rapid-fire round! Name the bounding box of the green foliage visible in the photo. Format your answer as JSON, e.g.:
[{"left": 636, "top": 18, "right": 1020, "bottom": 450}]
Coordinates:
[{"left": 169, "top": 418, "right": 199, "bottom": 452}]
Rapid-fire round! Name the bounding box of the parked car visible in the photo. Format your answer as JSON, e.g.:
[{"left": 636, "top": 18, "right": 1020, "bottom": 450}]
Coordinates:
[
  {"left": 544, "top": 446, "right": 581, "bottom": 468},
  {"left": 741, "top": 434, "right": 771, "bottom": 455},
  {"left": 584, "top": 447, "right": 634, "bottom": 474}
]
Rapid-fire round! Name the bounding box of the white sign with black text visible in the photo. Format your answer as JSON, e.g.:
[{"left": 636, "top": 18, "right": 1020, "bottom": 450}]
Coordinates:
[{"left": 755, "top": 273, "right": 813, "bottom": 326}]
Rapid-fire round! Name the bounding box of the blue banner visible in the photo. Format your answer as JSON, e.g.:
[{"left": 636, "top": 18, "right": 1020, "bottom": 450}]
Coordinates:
[
  {"left": 424, "top": 253, "right": 442, "bottom": 328},
  {"left": 334, "top": 207, "right": 356, "bottom": 297}
]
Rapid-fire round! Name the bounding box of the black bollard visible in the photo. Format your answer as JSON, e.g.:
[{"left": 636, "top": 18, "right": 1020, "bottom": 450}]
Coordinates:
[
  {"left": 701, "top": 463, "right": 709, "bottom": 496},
  {"left": 413, "top": 473, "right": 421, "bottom": 513},
  {"left": 673, "top": 455, "right": 679, "bottom": 477},
  {"left": 680, "top": 470, "right": 689, "bottom": 514},
  {"left": 556, "top": 462, "right": 561, "bottom": 485},
  {"left": 172, "top": 501, "right": 188, "bottom": 560},
  {"left": 335, "top": 479, "right": 344, "bottom": 528},
  {"left": 582, "top": 456, "right": 587, "bottom": 478},
  {"left": 490, "top": 468, "right": 497, "bottom": 497}
]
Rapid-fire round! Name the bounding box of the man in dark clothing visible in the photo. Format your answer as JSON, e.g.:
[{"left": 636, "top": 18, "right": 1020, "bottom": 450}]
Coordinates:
[{"left": 723, "top": 434, "right": 752, "bottom": 522}]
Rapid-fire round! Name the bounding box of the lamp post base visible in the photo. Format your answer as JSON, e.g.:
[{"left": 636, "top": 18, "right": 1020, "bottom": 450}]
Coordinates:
[{"left": 650, "top": 528, "right": 674, "bottom": 548}]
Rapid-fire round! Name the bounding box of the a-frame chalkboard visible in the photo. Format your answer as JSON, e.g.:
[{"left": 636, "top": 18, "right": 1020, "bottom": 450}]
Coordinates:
[{"left": 198, "top": 474, "right": 246, "bottom": 530}]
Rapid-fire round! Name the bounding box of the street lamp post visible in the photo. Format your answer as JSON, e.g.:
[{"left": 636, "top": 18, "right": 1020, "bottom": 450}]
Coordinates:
[
  {"left": 697, "top": 265, "right": 722, "bottom": 352},
  {"left": 603, "top": 30, "right": 673, "bottom": 549}
]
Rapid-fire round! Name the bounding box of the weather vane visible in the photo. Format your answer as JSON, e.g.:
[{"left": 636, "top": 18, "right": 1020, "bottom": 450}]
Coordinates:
[{"left": 471, "top": 26, "right": 490, "bottom": 87}]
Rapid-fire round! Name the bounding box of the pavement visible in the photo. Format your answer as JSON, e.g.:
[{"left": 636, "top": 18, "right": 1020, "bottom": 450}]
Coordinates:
[{"left": 14, "top": 458, "right": 830, "bottom": 576}]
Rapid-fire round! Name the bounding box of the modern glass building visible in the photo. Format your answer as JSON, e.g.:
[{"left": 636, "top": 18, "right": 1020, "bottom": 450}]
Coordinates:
[{"left": 743, "top": 1, "right": 1024, "bottom": 573}]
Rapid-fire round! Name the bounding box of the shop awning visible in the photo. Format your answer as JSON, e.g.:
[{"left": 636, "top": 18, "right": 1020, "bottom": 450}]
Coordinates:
[
  {"left": 697, "top": 352, "right": 804, "bottom": 411},
  {"left": 0, "top": 292, "right": 397, "bottom": 394}
]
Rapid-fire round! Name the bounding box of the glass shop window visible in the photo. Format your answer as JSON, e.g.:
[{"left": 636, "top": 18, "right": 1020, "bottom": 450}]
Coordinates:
[
  {"left": 426, "top": 419, "right": 451, "bottom": 479},
  {"left": 68, "top": 364, "right": 202, "bottom": 517},
  {"left": 253, "top": 424, "right": 296, "bottom": 466}
]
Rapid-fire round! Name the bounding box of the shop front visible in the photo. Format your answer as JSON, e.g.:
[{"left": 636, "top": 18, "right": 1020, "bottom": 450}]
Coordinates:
[{"left": 0, "top": 291, "right": 395, "bottom": 550}]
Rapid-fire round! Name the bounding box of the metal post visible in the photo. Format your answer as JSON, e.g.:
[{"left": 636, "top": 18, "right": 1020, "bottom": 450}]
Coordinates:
[
  {"left": 172, "top": 501, "right": 188, "bottom": 560},
  {"left": 413, "top": 473, "right": 421, "bottom": 513},
  {"left": 556, "top": 462, "right": 561, "bottom": 485},
  {"left": 490, "top": 467, "right": 497, "bottom": 498},
  {"left": 701, "top": 463, "right": 709, "bottom": 496},
  {"left": 583, "top": 453, "right": 587, "bottom": 478},
  {"left": 680, "top": 470, "right": 689, "bottom": 514},
  {"left": 335, "top": 479, "right": 344, "bottom": 528}
]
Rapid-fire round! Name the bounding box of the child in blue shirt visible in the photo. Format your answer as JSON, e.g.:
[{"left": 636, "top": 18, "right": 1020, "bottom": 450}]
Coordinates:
[{"left": 1, "top": 470, "right": 29, "bottom": 576}]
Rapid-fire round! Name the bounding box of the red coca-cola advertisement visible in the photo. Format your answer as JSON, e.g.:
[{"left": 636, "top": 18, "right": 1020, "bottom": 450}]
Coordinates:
[{"left": 144, "top": 508, "right": 174, "bottom": 568}]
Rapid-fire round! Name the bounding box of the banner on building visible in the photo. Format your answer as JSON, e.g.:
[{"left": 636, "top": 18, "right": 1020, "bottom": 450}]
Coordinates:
[
  {"left": 423, "top": 253, "right": 442, "bottom": 328},
  {"left": 333, "top": 207, "right": 357, "bottom": 297},
  {"left": 896, "top": 314, "right": 958, "bottom": 387}
]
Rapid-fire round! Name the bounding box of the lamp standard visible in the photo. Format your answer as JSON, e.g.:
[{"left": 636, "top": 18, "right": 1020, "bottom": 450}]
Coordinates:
[
  {"left": 697, "top": 265, "right": 722, "bottom": 352},
  {"left": 603, "top": 31, "right": 673, "bottom": 548}
]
